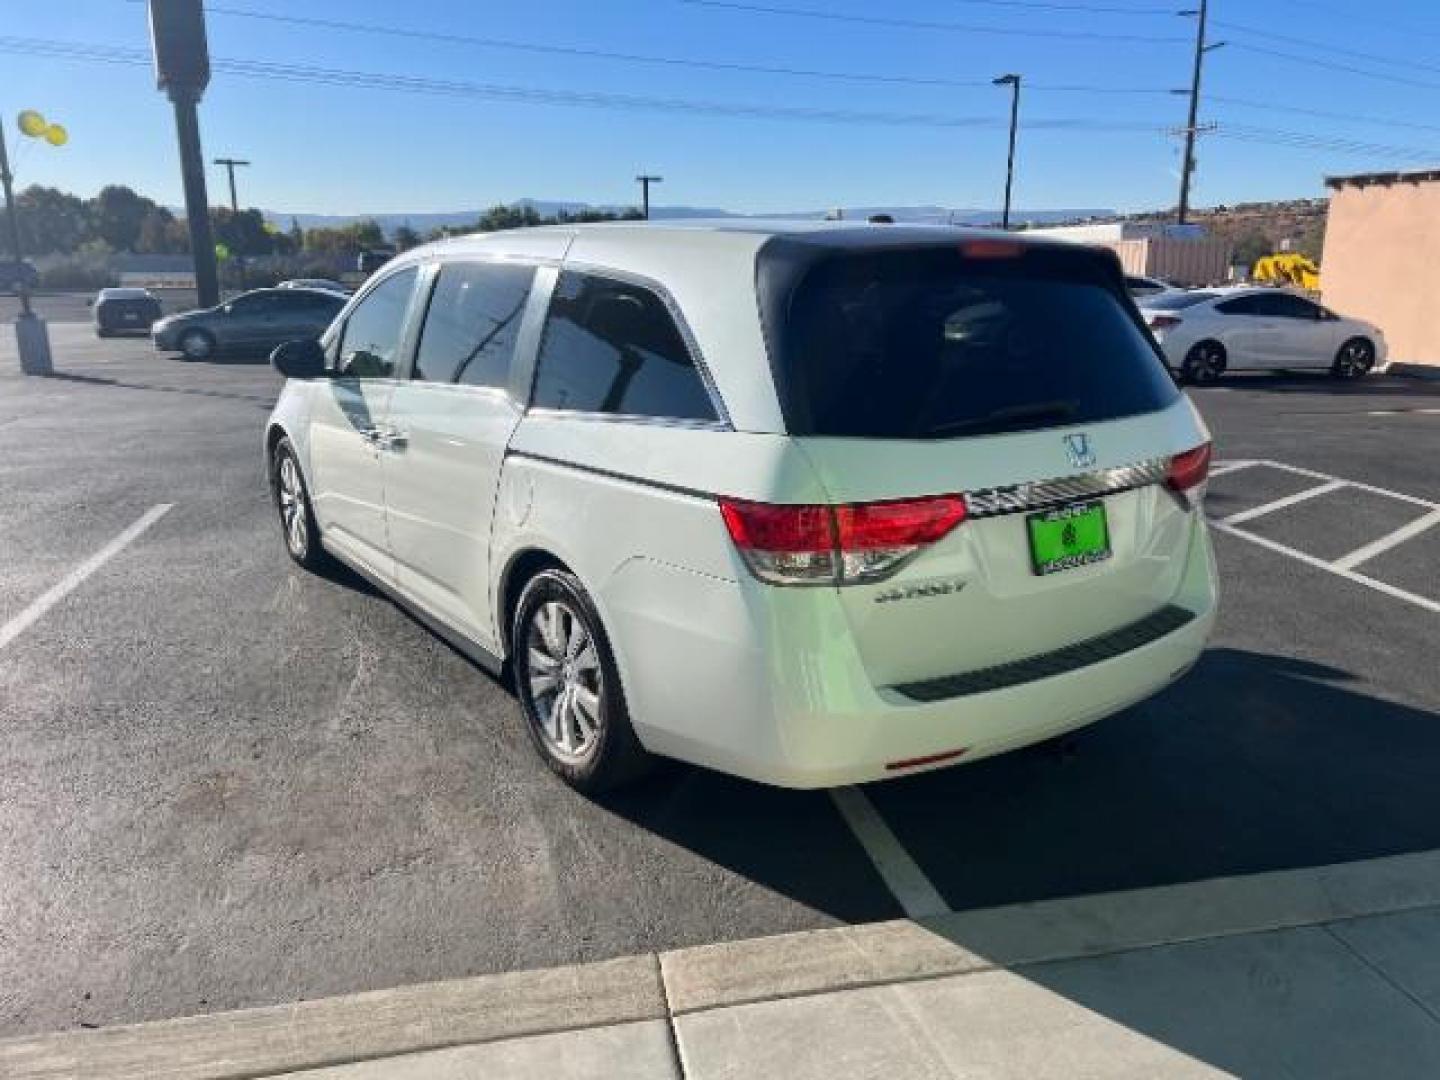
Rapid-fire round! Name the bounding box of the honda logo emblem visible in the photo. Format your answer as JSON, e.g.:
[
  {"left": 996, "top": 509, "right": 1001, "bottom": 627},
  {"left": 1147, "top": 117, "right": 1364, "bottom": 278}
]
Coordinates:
[{"left": 1063, "top": 433, "right": 1096, "bottom": 469}]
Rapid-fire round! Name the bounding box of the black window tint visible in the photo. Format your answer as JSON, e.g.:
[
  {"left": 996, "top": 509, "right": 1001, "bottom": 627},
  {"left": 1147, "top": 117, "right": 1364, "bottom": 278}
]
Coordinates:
[
  {"left": 414, "top": 262, "right": 535, "bottom": 387},
  {"left": 338, "top": 268, "right": 417, "bottom": 378},
  {"left": 1269, "top": 293, "right": 1319, "bottom": 319},
  {"left": 229, "top": 292, "right": 275, "bottom": 314},
  {"left": 769, "top": 246, "right": 1178, "bottom": 438},
  {"left": 531, "top": 272, "right": 718, "bottom": 421},
  {"left": 1147, "top": 290, "right": 1217, "bottom": 310},
  {"left": 1216, "top": 295, "right": 1263, "bottom": 315}
]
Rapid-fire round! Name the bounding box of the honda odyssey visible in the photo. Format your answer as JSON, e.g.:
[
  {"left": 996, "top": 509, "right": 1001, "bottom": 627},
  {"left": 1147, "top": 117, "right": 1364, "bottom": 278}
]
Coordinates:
[{"left": 265, "top": 222, "right": 1217, "bottom": 792}]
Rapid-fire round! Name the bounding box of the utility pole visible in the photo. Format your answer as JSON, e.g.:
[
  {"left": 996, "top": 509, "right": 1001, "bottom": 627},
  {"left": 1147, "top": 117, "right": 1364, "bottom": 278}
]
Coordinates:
[
  {"left": 214, "top": 156, "right": 250, "bottom": 290},
  {"left": 635, "top": 174, "right": 663, "bottom": 220},
  {"left": 0, "top": 121, "right": 30, "bottom": 317},
  {"left": 1177, "top": 0, "right": 1224, "bottom": 225},
  {"left": 992, "top": 74, "right": 1022, "bottom": 230},
  {"left": 149, "top": 0, "right": 220, "bottom": 307}
]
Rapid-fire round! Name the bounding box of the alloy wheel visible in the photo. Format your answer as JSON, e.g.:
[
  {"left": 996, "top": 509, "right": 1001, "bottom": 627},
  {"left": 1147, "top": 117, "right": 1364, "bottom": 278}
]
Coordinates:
[
  {"left": 277, "top": 455, "right": 308, "bottom": 558},
  {"left": 1337, "top": 339, "right": 1374, "bottom": 378},
  {"left": 524, "top": 600, "right": 604, "bottom": 761}
]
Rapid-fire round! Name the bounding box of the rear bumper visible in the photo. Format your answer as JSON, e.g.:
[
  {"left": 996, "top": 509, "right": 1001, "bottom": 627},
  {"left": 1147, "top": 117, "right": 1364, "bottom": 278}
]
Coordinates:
[{"left": 606, "top": 518, "right": 1217, "bottom": 789}]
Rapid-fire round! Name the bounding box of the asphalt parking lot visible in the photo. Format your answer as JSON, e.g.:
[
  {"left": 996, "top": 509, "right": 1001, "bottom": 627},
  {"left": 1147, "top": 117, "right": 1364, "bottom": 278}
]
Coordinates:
[{"left": 2, "top": 314, "right": 1438, "bottom": 1038}]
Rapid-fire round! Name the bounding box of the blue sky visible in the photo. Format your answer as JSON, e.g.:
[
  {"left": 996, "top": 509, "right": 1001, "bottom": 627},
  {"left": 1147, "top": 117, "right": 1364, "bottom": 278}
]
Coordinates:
[{"left": 7, "top": 0, "right": 1440, "bottom": 215}]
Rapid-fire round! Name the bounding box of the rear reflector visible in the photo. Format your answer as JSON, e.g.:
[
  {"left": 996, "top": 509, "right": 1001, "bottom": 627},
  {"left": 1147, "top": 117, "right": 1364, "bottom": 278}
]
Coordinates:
[
  {"left": 719, "top": 494, "right": 967, "bottom": 586},
  {"left": 1165, "top": 442, "right": 1212, "bottom": 507},
  {"left": 885, "top": 748, "right": 968, "bottom": 772}
]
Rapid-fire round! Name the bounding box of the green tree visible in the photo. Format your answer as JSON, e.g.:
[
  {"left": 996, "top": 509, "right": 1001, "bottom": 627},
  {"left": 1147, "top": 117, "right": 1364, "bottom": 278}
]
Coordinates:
[
  {"left": 288, "top": 216, "right": 304, "bottom": 251},
  {"left": 210, "top": 207, "right": 275, "bottom": 257},
  {"left": 137, "top": 206, "right": 180, "bottom": 253},
  {"left": 92, "top": 185, "right": 155, "bottom": 252},
  {"left": 392, "top": 223, "right": 421, "bottom": 251},
  {"left": 5, "top": 185, "right": 90, "bottom": 254},
  {"left": 1231, "top": 229, "right": 1273, "bottom": 270}
]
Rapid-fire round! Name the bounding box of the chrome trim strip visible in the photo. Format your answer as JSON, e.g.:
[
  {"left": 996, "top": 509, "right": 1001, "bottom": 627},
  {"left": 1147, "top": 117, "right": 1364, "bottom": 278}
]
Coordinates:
[{"left": 965, "top": 458, "right": 1169, "bottom": 519}]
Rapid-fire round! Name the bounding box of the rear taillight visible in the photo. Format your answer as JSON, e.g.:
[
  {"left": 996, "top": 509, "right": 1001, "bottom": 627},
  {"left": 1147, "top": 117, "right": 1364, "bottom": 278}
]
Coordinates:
[
  {"left": 1165, "top": 442, "right": 1212, "bottom": 508},
  {"left": 1148, "top": 314, "right": 1182, "bottom": 332},
  {"left": 719, "top": 494, "right": 968, "bottom": 586}
]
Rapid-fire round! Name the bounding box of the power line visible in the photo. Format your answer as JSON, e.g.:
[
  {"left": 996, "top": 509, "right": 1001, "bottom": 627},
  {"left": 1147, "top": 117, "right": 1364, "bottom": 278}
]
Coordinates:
[
  {"left": 0, "top": 35, "right": 1171, "bottom": 131},
  {"left": 923, "top": 0, "right": 1176, "bottom": 13},
  {"left": 1264, "top": 0, "right": 1440, "bottom": 39},
  {"left": 1227, "top": 42, "right": 1440, "bottom": 92},
  {"left": 1214, "top": 18, "right": 1440, "bottom": 77},
  {"left": 1209, "top": 95, "right": 1440, "bottom": 137},
  {"left": 670, "top": 0, "right": 1190, "bottom": 42},
  {"left": 1215, "top": 123, "right": 1439, "bottom": 164},
  {"left": 6, "top": 34, "right": 1435, "bottom": 164},
  {"left": 183, "top": 2, "right": 1173, "bottom": 95}
]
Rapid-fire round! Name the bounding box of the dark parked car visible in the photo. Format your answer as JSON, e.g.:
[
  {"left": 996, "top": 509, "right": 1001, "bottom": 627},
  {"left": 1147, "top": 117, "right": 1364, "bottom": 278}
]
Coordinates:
[
  {"left": 152, "top": 287, "right": 347, "bottom": 360},
  {"left": 93, "top": 287, "right": 163, "bottom": 336},
  {"left": 0, "top": 260, "right": 39, "bottom": 294}
]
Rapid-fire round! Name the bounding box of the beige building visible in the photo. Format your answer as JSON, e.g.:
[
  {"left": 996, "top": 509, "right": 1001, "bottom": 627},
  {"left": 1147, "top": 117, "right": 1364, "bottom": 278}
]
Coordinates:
[
  {"left": 1323, "top": 169, "right": 1440, "bottom": 371},
  {"left": 1024, "top": 221, "right": 1232, "bottom": 287}
]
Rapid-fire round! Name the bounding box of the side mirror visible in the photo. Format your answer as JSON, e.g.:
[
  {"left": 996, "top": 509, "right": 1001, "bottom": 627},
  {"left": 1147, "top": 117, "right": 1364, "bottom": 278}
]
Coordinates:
[{"left": 271, "top": 338, "right": 327, "bottom": 379}]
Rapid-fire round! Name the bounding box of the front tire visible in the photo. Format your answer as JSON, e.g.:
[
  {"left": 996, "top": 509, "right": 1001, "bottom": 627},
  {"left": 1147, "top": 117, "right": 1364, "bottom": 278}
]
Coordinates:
[
  {"left": 512, "top": 569, "right": 653, "bottom": 793},
  {"left": 178, "top": 328, "right": 216, "bottom": 361},
  {"left": 1333, "top": 337, "right": 1375, "bottom": 379},
  {"left": 271, "top": 438, "right": 329, "bottom": 570},
  {"left": 1181, "top": 340, "right": 1227, "bottom": 385}
]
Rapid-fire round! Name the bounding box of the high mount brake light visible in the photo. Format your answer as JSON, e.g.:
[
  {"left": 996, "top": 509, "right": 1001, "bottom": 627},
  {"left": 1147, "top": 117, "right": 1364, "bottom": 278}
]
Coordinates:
[
  {"left": 1165, "top": 442, "right": 1212, "bottom": 508},
  {"left": 719, "top": 495, "right": 968, "bottom": 586},
  {"left": 960, "top": 239, "right": 1023, "bottom": 259}
]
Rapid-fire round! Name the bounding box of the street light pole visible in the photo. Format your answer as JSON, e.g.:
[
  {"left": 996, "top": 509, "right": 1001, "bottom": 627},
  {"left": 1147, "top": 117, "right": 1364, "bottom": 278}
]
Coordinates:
[
  {"left": 635, "top": 174, "right": 663, "bottom": 220},
  {"left": 993, "top": 74, "right": 1021, "bottom": 230},
  {"left": 1177, "top": 0, "right": 1223, "bottom": 225},
  {"left": 214, "top": 156, "right": 249, "bottom": 290},
  {"left": 0, "top": 119, "right": 31, "bottom": 317}
]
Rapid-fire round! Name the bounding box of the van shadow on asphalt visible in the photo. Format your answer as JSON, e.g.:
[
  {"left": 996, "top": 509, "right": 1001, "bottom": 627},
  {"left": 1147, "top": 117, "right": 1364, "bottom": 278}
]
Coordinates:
[{"left": 597, "top": 648, "right": 1440, "bottom": 922}]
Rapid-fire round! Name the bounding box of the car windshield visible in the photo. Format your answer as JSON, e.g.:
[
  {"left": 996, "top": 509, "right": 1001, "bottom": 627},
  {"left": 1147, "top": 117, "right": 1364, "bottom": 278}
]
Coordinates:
[
  {"left": 1145, "top": 291, "right": 1217, "bottom": 310},
  {"left": 763, "top": 243, "right": 1179, "bottom": 438}
]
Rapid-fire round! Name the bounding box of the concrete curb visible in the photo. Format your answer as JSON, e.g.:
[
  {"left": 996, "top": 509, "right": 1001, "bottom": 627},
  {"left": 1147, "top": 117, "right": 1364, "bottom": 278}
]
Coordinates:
[
  {"left": 1382, "top": 361, "right": 1440, "bottom": 380},
  {"left": 0, "top": 956, "right": 666, "bottom": 1080},
  {"left": 6, "top": 851, "right": 1440, "bottom": 1079}
]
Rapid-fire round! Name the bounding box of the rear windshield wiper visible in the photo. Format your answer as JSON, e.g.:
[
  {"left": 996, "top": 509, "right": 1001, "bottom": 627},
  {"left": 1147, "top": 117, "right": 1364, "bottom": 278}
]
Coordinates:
[{"left": 922, "top": 400, "right": 1079, "bottom": 438}]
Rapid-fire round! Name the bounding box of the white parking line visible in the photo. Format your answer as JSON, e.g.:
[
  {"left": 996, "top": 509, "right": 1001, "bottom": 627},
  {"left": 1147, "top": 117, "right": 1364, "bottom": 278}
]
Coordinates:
[
  {"left": 1246, "top": 459, "right": 1437, "bottom": 510},
  {"left": 0, "top": 504, "right": 173, "bottom": 653},
  {"left": 1209, "top": 460, "right": 1261, "bottom": 478},
  {"left": 1332, "top": 508, "right": 1440, "bottom": 572},
  {"left": 830, "top": 786, "right": 950, "bottom": 919},
  {"left": 1210, "top": 520, "right": 1440, "bottom": 614},
  {"left": 1220, "top": 479, "right": 1348, "bottom": 526}
]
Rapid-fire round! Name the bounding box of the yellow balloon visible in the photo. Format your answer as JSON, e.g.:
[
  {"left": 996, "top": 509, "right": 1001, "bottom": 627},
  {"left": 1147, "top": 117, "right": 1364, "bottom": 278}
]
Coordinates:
[
  {"left": 17, "top": 110, "right": 48, "bottom": 138},
  {"left": 44, "top": 123, "right": 68, "bottom": 147}
]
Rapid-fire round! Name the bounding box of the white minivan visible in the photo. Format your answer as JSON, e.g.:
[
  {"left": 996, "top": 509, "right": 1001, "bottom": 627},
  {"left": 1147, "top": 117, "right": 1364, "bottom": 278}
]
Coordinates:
[{"left": 266, "top": 222, "right": 1218, "bottom": 792}]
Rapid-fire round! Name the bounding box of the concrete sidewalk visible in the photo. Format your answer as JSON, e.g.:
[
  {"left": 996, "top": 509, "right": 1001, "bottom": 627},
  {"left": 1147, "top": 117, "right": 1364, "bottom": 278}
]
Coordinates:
[{"left": 8, "top": 851, "right": 1440, "bottom": 1078}]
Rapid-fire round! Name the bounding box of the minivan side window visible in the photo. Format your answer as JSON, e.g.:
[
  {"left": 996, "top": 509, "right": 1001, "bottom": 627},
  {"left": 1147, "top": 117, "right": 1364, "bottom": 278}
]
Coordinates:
[
  {"left": 336, "top": 267, "right": 418, "bottom": 378},
  {"left": 530, "top": 271, "right": 719, "bottom": 422},
  {"left": 413, "top": 262, "right": 536, "bottom": 388}
]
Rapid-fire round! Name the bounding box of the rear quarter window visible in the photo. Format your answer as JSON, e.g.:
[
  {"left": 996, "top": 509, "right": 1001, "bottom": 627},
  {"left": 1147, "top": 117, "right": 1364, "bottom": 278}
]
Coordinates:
[
  {"left": 530, "top": 270, "right": 719, "bottom": 422},
  {"left": 764, "top": 244, "right": 1179, "bottom": 438}
]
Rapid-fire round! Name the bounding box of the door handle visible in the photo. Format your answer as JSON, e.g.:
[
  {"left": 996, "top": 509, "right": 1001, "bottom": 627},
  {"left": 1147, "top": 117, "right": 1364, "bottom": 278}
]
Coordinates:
[{"left": 376, "top": 428, "right": 408, "bottom": 452}]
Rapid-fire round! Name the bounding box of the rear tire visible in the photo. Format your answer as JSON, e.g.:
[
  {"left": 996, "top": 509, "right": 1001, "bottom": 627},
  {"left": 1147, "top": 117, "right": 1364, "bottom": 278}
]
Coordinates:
[
  {"left": 270, "top": 438, "right": 329, "bottom": 571},
  {"left": 178, "top": 328, "right": 215, "bottom": 361},
  {"left": 1332, "top": 337, "right": 1375, "bottom": 379},
  {"left": 1181, "top": 340, "right": 1227, "bottom": 385},
  {"left": 512, "top": 569, "right": 654, "bottom": 794}
]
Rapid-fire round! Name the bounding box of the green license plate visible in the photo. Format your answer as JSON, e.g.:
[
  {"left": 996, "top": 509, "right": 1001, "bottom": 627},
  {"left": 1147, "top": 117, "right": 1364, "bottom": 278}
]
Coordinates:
[{"left": 1027, "top": 500, "right": 1111, "bottom": 576}]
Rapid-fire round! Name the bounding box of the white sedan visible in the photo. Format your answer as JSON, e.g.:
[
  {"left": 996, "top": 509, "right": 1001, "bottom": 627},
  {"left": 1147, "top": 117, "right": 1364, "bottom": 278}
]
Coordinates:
[{"left": 1139, "top": 287, "right": 1385, "bottom": 384}]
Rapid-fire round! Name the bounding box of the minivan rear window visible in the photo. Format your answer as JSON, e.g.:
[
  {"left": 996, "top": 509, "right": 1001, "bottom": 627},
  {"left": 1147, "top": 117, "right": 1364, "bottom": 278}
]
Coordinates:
[{"left": 766, "top": 245, "right": 1179, "bottom": 439}]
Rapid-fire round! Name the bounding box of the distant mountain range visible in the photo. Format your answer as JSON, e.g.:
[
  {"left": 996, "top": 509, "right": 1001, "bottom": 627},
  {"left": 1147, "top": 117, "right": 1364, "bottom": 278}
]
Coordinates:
[{"left": 262, "top": 199, "right": 1115, "bottom": 235}]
